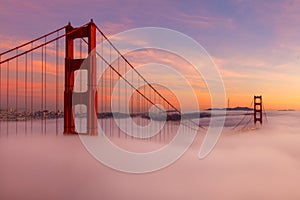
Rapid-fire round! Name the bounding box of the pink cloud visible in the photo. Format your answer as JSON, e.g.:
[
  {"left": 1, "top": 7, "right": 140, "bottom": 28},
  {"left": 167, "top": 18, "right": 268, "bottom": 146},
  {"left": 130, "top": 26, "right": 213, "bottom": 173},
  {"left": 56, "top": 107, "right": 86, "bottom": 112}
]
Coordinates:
[
  {"left": 170, "top": 12, "right": 235, "bottom": 30},
  {"left": 101, "top": 18, "right": 134, "bottom": 36}
]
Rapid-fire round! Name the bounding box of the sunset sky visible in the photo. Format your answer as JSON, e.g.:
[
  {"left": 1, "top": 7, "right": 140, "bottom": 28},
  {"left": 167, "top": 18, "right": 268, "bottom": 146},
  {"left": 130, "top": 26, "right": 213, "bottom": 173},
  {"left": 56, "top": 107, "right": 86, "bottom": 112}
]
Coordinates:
[{"left": 0, "top": 0, "right": 300, "bottom": 110}]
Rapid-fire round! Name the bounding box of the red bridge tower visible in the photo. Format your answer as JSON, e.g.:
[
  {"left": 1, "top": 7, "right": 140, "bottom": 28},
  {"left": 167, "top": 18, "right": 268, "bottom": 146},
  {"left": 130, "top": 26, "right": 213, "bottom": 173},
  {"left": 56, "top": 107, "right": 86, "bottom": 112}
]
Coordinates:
[
  {"left": 254, "top": 95, "right": 263, "bottom": 124},
  {"left": 64, "top": 20, "right": 98, "bottom": 135}
]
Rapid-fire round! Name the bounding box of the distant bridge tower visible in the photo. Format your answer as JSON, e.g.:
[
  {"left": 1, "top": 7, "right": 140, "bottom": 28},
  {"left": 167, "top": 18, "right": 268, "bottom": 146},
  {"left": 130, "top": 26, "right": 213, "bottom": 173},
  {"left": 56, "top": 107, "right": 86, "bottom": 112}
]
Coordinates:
[
  {"left": 64, "top": 20, "right": 98, "bottom": 135},
  {"left": 254, "top": 95, "right": 262, "bottom": 124}
]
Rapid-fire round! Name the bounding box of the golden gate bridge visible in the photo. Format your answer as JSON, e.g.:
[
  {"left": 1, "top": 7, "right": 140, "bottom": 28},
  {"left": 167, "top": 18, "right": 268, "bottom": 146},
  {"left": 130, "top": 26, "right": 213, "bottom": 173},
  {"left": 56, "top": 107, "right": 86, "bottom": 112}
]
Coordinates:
[
  {"left": 0, "top": 19, "right": 205, "bottom": 137},
  {"left": 0, "top": 20, "right": 265, "bottom": 138}
]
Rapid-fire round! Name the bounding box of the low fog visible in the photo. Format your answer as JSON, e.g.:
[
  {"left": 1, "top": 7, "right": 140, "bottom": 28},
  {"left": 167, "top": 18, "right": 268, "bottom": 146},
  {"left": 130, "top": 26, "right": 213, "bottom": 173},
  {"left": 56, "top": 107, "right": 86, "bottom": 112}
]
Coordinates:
[{"left": 0, "top": 111, "right": 300, "bottom": 200}]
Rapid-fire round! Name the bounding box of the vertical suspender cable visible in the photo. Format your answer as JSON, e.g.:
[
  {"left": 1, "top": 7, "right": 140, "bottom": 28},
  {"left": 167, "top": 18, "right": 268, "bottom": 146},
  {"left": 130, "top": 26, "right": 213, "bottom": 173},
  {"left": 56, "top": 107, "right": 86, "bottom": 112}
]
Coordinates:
[
  {"left": 162, "top": 95, "right": 165, "bottom": 142},
  {"left": 117, "top": 56, "right": 120, "bottom": 138},
  {"left": 0, "top": 55, "right": 1, "bottom": 133},
  {"left": 166, "top": 100, "right": 169, "bottom": 143},
  {"left": 104, "top": 48, "right": 107, "bottom": 136},
  {"left": 125, "top": 61, "right": 127, "bottom": 139},
  {"left": 44, "top": 37, "right": 47, "bottom": 133},
  {"left": 6, "top": 61, "right": 9, "bottom": 135},
  {"left": 263, "top": 104, "right": 268, "bottom": 123},
  {"left": 131, "top": 64, "right": 133, "bottom": 138},
  {"left": 109, "top": 45, "right": 112, "bottom": 137},
  {"left": 112, "top": 51, "right": 115, "bottom": 137},
  {"left": 154, "top": 88, "right": 158, "bottom": 141},
  {"left": 146, "top": 85, "right": 149, "bottom": 140},
  {"left": 163, "top": 97, "right": 165, "bottom": 143},
  {"left": 138, "top": 86, "right": 140, "bottom": 138},
  {"left": 101, "top": 36, "right": 104, "bottom": 134},
  {"left": 149, "top": 85, "right": 152, "bottom": 141},
  {"left": 55, "top": 32, "right": 59, "bottom": 135},
  {"left": 143, "top": 84, "right": 146, "bottom": 136},
  {"left": 31, "top": 43, "right": 33, "bottom": 132},
  {"left": 25, "top": 53, "right": 28, "bottom": 133},
  {"left": 165, "top": 96, "right": 168, "bottom": 142},
  {"left": 16, "top": 49, "right": 18, "bottom": 133},
  {"left": 41, "top": 45, "right": 44, "bottom": 133}
]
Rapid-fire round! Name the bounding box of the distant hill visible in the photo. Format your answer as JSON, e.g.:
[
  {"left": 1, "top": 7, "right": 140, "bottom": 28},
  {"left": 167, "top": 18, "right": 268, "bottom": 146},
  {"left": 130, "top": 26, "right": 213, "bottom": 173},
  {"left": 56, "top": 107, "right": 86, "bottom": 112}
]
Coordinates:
[{"left": 207, "top": 107, "right": 253, "bottom": 111}]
